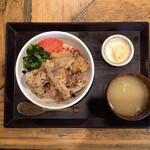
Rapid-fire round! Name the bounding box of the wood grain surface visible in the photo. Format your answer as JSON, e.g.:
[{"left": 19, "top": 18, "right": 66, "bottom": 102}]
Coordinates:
[{"left": 0, "top": 0, "right": 150, "bottom": 149}]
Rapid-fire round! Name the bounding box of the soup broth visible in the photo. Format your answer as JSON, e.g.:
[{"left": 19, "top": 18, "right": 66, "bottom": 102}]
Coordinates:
[{"left": 107, "top": 75, "right": 149, "bottom": 116}]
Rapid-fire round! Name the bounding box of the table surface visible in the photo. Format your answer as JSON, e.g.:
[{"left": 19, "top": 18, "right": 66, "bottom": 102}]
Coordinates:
[{"left": 0, "top": 0, "right": 150, "bottom": 149}]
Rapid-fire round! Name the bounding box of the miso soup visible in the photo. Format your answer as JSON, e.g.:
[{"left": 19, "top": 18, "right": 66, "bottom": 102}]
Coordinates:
[{"left": 107, "top": 75, "right": 149, "bottom": 116}]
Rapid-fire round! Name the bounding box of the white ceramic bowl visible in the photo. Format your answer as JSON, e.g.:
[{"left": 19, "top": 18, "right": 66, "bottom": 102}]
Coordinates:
[
  {"left": 101, "top": 34, "right": 134, "bottom": 67},
  {"left": 15, "top": 31, "right": 94, "bottom": 110}
]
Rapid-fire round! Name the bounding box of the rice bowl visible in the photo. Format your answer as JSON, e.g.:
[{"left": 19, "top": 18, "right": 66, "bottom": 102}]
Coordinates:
[{"left": 15, "top": 31, "right": 95, "bottom": 109}]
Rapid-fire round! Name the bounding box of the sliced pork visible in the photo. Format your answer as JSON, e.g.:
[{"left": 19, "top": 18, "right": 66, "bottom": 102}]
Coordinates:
[{"left": 25, "top": 49, "right": 89, "bottom": 102}]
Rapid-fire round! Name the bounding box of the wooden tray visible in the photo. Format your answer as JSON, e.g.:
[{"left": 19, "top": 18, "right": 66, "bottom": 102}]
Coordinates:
[{"left": 4, "top": 22, "right": 150, "bottom": 128}]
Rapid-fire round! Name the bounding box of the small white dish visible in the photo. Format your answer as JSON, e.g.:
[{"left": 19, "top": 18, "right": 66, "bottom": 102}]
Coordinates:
[{"left": 101, "top": 34, "right": 134, "bottom": 67}]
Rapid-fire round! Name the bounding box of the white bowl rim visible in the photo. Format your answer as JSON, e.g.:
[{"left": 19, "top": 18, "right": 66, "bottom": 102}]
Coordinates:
[
  {"left": 15, "top": 31, "right": 95, "bottom": 109},
  {"left": 101, "top": 34, "right": 134, "bottom": 67}
]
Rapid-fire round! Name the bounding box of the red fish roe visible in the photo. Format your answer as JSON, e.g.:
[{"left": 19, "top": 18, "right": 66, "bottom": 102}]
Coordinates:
[{"left": 38, "top": 38, "right": 63, "bottom": 53}]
